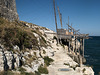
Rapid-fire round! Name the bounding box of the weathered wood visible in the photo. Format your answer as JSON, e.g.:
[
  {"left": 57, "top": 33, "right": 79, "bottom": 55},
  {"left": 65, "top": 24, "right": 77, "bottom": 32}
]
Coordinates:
[
  {"left": 66, "top": 23, "right": 79, "bottom": 34},
  {"left": 52, "top": 0, "right": 88, "bottom": 65},
  {"left": 57, "top": 34, "right": 72, "bottom": 40},
  {"left": 75, "top": 36, "right": 77, "bottom": 53},
  {"left": 79, "top": 55, "right": 82, "bottom": 67},
  {"left": 53, "top": 0, "right": 60, "bottom": 44},
  {"left": 57, "top": 7, "right": 62, "bottom": 29},
  {"left": 53, "top": 0, "right": 58, "bottom": 32},
  {"left": 71, "top": 23, "right": 72, "bottom": 32},
  {"left": 80, "top": 38, "right": 84, "bottom": 58},
  {"left": 68, "top": 16, "right": 69, "bottom": 32},
  {"left": 82, "top": 38, "right": 84, "bottom": 58},
  {"left": 68, "top": 41, "right": 70, "bottom": 52}
]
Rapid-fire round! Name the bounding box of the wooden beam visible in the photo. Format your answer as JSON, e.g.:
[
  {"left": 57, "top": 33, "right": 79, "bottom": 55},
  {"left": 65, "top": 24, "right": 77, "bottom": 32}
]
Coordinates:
[
  {"left": 71, "top": 23, "right": 72, "bottom": 32},
  {"left": 68, "top": 16, "right": 69, "bottom": 32},
  {"left": 66, "top": 23, "right": 89, "bottom": 38},
  {"left": 82, "top": 38, "right": 84, "bottom": 58},
  {"left": 66, "top": 23, "right": 77, "bottom": 33},
  {"left": 53, "top": 0, "right": 58, "bottom": 32},
  {"left": 57, "top": 6, "right": 63, "bottom": 29},
  {"left": 75, "top": 36, "right": 77, "bottom": 53},
  {"left": 75, "top": 29, "right": 80, "bottom": 32},
  {"left": 53, "top": 0, "right": 59, "bottom": 44},
  {"left": 79, "top": 55, "right": 82, "bottom": 67},
  {"left": 68, "top": 41, "right": 70, "bottom": 52}
]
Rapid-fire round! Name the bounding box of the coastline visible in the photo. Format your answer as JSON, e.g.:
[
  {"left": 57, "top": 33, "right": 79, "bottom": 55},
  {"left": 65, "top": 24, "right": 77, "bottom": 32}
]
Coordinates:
[
  {"left": 0, "top": 19, "right": 94, "bottom": 75},
  {"left": 44, "top": 30, "right": 94, "bottom": 75}
]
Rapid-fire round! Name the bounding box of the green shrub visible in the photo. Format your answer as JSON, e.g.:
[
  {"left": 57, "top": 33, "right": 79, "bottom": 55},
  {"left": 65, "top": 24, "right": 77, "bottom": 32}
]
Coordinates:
[
  {"left": 70, "top": 66, "right": 76, "bottom": 70},
  {"left": 18, "top": 67, "right": 26, "bottom": 74},
  {"left": 24, "top": 72, "right": 35, "bottom": 75},
  {"left": 35, "top": 71, "right": 41, "bottom": 75},
  {"left": 83, "top": 68, "right": 86, "bottom": 73},
  {"left": 0, "top": 71, "right": 13, "bottom": 75},
  {"left": 0, "top": 18, "right": 4, "bottom": 25},
  {"left": 38, "top": 65, "right": 48, "bottom": 74},
  {"left": 0, "top": 71, "right": 36, "bottom": 75},
  {"left": 0, "top": 71, "right": 20, "bottom": 75},
  {"left": 43, "top": 56, "right": 54, "bottom": 66},
  {"left": 43, "top": 50, "right": 46, "bottom": 54}
]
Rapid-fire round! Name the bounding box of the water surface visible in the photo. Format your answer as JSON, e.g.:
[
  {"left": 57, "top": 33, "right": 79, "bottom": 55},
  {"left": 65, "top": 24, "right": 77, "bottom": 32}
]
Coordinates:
[{"left": 85, "top": 36, "right": 100, "bottom": 75}]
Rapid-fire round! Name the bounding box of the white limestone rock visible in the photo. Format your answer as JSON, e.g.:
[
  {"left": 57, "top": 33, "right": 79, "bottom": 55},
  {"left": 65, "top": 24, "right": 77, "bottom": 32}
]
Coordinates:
[{"left": 13, "top": 45, "right": 20, "bottom": 51}]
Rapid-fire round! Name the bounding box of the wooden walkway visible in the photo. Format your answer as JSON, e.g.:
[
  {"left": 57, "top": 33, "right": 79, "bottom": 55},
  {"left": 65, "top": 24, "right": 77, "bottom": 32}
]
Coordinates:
[{"left": 53, "top": 0, "right": 89, "bottom": 67}]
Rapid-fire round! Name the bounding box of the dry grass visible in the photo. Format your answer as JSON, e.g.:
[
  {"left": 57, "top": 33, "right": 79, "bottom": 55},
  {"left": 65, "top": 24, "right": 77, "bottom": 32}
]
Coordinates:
[{"left": 0, "top": 18, "right": 38, "bottom": 51}]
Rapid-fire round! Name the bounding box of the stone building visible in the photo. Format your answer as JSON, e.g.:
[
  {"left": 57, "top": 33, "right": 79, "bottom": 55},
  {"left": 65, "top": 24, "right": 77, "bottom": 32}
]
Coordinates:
[{"left": 0, "top": 0, "right": 19, "bottom": 21}]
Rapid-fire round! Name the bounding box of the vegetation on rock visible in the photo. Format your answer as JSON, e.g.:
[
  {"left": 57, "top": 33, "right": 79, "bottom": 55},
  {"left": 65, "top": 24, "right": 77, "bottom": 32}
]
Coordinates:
[
  {"left": 43, "top": 56, "right": 54, "bottom": 66},
  {"left": 38, "top": 65, "right": 48, "bottom": 74},
  {"left": 0, "top": 18, "right": 38, "bottom": 50}
]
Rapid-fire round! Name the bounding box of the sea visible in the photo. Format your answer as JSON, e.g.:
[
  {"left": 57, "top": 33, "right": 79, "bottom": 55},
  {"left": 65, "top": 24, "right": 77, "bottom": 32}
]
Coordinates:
[{"left": 84, "top": 36, "right": 100, "bottom": 75}]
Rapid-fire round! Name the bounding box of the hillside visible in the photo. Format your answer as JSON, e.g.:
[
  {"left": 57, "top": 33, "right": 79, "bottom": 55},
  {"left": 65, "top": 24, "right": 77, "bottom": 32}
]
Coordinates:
[{"left": 0, "top": 18, "right": 94, "bottom": 75}]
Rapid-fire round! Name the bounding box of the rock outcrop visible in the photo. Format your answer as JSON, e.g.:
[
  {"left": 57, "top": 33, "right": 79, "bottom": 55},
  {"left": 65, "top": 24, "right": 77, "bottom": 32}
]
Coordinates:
[
  {"left": 0, "top": 0, "right": 19, "bottom": 21},
  {"left": 0, "top": 19, "right": 94, "bottom": 75}
]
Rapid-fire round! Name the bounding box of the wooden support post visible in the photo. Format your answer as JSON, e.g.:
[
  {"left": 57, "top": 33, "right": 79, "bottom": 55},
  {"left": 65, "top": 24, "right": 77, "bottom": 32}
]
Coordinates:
[
  {"left": 68, "top": 41, "right": 70, "bottom": 52},
  {"left": 82, "top": 38, "right": 84, "bottom": 58},
  {"left": 78, "top": 40, "right": 80, "bottom": 54},
  {"left": 53, "top": 0, "right": 58, "bottom": 32},
  {"left": 53, "top": 0, "right": 59, "bottom": 44},
  {"left": 57, "top": 7, "right": 62, "bottom": 29},
  {"left": 80, "top": 38, "right": 84, "bottom": 58},
  {"left": 76, "top": 39, "right": 78, "bottom": 52},
  {"left": 59, "top": 38, "right": 61, "bottom": 44},
  {"left": 71, "top": 23, "right": 72, "bottom": 32},
  {"left": 75, "top": 36, "right": 77, "bottom": 54},
  {"left": 57, "top": 37, "right": 59, "bottom": 44},
  {"left": 79, "top": 55, "right": 82, "bottom": 67},
  {"left": 80, "top": 39, "right": 82, "bottom": 51},
  {"left": 73, "top": 46, "right": 74, "bottom": 52}
]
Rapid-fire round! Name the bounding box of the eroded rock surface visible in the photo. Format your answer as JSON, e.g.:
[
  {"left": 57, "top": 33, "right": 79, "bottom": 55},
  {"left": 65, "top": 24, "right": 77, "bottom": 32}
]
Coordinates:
[{"left": 0, "top": 0, "right": 19, "bottom": 21}]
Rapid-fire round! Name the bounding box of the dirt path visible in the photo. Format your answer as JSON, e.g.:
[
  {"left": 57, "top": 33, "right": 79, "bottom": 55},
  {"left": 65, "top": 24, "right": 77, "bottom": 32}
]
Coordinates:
[{"left": 47, "top": 42, "right": 82, "bottom": 75}]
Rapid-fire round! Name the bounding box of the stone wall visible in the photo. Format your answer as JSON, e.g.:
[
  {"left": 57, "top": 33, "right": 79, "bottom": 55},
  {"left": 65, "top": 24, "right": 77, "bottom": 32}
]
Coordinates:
[{"left": 0, "top": 0, "right": 19, "bottom": 21}]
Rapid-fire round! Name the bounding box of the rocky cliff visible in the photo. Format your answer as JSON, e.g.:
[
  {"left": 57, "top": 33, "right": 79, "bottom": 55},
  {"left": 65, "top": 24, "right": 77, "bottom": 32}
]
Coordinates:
[
  {"left": 0, "top": 18, "right": 94, "bottom": 75},
  {"left": 0, "top": 0, "right": 19, "bottom": 21}
]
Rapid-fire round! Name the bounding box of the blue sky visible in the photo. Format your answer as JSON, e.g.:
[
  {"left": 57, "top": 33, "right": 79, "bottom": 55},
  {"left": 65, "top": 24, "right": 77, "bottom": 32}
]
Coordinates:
[{"left": 16, "top": 0, "right": 100, "bottom": 36}]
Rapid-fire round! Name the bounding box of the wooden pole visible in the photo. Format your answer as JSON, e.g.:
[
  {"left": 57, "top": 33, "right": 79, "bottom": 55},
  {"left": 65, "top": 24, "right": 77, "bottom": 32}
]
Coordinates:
[
  {"left": 82, "top": 38, "right": 84, "bottom": 58},
  {"left": 75, "top": 36, "right": 77, "bottom": 54},
  {"left": 66, "top": 23, "right": 80, "bottom": 35},
  {"left": 68, "top": 41, "right": 70, "bottom": 53},
  {"left": 53, "top": 0, "right": 59, "bottom": 44},
  {"left": 53, "top": 0, "right": 58, "bottom": 32},
  {"left": 80, "top": 39, "right": 82, "bottom": 52},
  {"left": 57, "top": 7, "right": 62, "bottom": 29},
  {"left": 79, "top": 55, "right": 82, "bottom": 67},
  {"left": 68, "top": 16, "right": 69, "bottom": 32},
  {"left": 71, "top": 23, "right": 72, "bottom": 32}
]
